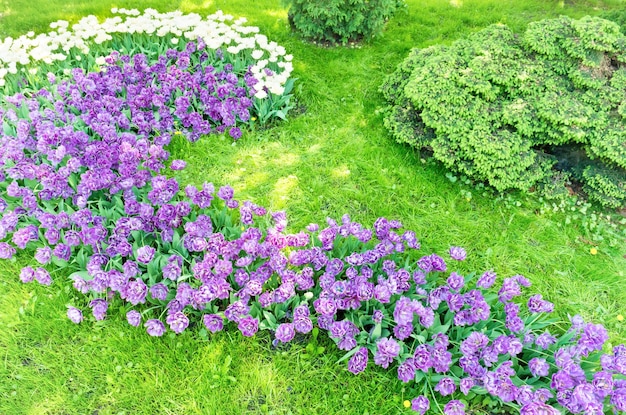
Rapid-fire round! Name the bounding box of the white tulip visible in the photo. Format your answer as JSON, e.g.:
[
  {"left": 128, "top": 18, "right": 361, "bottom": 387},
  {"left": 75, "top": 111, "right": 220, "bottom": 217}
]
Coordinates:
[
  {"left": 0, "top": 8, "right": 293, "bottom": 97},
  {"left": 255, "top": 34, "right": 268, "bottom": 48}
]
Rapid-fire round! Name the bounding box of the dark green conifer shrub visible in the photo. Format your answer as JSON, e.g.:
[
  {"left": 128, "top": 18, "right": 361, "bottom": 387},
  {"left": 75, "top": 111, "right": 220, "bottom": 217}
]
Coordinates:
[
  {"left": 284, "top": 0, "right": 404, "bottom": 45},
  {"left": 381, "top": 16, "right": 626, "bottom": 209}
]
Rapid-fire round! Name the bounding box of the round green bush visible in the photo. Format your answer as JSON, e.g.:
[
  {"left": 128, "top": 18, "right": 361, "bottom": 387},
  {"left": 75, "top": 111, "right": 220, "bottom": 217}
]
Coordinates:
[
  {"left": 381, "top": 16, "right": 626, "bottom": 209},
  {"left": 285, "top": 0, "right": 404, "bottom": 45}
]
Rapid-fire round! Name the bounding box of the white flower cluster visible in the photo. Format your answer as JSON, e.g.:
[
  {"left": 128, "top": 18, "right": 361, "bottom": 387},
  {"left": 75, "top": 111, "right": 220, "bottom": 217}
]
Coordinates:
[{"left": 0, "top": 8, "right": 293, "bottom": 98}]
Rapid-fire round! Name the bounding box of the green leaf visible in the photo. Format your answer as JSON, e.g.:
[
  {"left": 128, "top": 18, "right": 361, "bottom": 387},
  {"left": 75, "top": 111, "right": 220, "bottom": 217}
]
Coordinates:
[
  {"left": 370, "top": 323, "right": 382, "bottom": 341},
  {"left": 336, "top": 346, "right": 361, "bottom": 364},
  {"left": 3, "top": 120, "right": 15, "bottom": 136},
  {"left": 263, "top": 310, "right": 277, "bottom": 325},
  {"left": 198, "top": 328, "right": 208, "bottom": 340},
  {"left": 68, "top": 270, "right": 92, "bottom": 282},
  {"left": 411, "top": 334, "right": 426, "bottom": 343},
  {"left": 51, "top": 257, "right": 69, "bottom": 268},
  {"left": 413, "top": 370, "right": 425, "bottom": 383}
]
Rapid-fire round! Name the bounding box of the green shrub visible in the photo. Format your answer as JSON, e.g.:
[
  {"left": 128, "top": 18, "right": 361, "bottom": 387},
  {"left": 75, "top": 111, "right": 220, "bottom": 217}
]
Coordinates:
[
  {"left": 582, "top": 164, "right": 626, "bottom": 208},
  {"left": 284, "top": 0, "right": 404, "bottom": 45},
  {"left": 381, "top": 16, "right": 626, "bottom": 209},
  {"left": 601, "top": 9, "right": 626, "bottom": 34}
]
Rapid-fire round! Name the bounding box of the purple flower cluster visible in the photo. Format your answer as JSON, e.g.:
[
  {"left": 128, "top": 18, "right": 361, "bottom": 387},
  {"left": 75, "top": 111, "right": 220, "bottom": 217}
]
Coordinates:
[{"left": 0, "top": 40, "right": 271, "bottom": 337}]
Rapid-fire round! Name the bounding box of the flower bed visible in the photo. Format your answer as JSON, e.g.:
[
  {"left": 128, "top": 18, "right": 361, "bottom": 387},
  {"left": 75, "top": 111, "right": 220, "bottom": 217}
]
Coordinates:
[
  {"left": 0, "top": 8, "right": 294, "bottom": 125},
  {"left": 1, "top": 9, "right": 625, "bottom": 415}
]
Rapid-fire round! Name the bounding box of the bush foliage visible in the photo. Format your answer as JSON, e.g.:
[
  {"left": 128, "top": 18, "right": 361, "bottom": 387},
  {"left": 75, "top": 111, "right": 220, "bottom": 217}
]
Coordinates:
[
  {"left": 601, "top": 9, "right": 626, "bottom": 35},
  {"left": 285, "top": 0, "right": 404, "bottom": 45},
  {"left": 381, "top": 16, "right": 626, "bottom": 208}
]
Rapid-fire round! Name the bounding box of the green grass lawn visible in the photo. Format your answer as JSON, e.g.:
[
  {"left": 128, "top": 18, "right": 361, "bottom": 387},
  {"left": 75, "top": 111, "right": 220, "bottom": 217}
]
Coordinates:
[{"left": 1, "top": 0, "right": 626, "bottom": 414}]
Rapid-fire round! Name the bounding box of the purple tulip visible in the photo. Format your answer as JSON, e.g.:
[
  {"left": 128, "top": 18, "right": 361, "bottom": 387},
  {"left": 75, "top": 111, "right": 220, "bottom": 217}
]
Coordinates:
[
  {"left": 275, "top": 323, "right": 295, "bottom": 343},
  {"left": 145, "top": 319, "right": 166, "bottom": 337},
  {"left": 126, "top": 310, "right": 142, "bottom": 327},
  {"left": 67, "top": 307, "right": 83, "bottom": 324},
  {"left": 136, "top": 246, "right": 156, "bottom": 264},
  {"left": 411, "top": 396, "right": 430, "bottom": 414},
  {"left": 203, "top": 314, "right": 224, "bottom": 333},
  {"left": 237, "top": 315, "right": 259, "bottom": 337},
  {"left": 449, "top": 246, "right": 467, "bottom": 261}
]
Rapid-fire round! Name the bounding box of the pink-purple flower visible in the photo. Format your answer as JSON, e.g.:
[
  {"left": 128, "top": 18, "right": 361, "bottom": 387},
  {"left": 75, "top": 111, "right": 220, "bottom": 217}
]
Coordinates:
[
  {"left": 435, "top": 377, "right": 457, "bottom": 396},
  {"left": 0, "top": 242, "right": 16, "bottom": 259},
  {"left": 145, "top": 319, "right": 166, "bottom": 336},
  {"left": 123, "top": 279, "right": 148, "bottom": 305},
  {"left": 348, "top": 347, "right": 369, "bottom": 374},
  {"left": 67, "top": 306, "right": 83, "bottom": 324},
  {"left": 150, "top": 283, "right": 169, "bottom": 301},
  {"left": 520, "top": 402, "right": 560, "bottom": 415},
  {"left": 89, "top": 298, "right": 108, "bottom": 320},
  {"left": 275, "top": 323, "right": 295, "bottom": 343},
  {"left": 528, "top": 294, "right": 554, "bottom": 314},
  {"left": 203, "top": 314, "right": 224, "bottom": 333},
  {"left": 237, "top": 315, "right": 258, "bottom": 337},
  {"left": 136, "top": 246, "right": 156, "bottom": 264},
  {"left": 397, "top": 358, "right": 416, "bottom": 382},
  {"left": 294, "top": 318, "right": 313, "bottom": 334},
  {"left": 449, "top": 246, "right": 467, "bottom": 261},
  {"left": 529, "top": 357, "right": 550, "bottom": 377},
  {"left": 411, "top": 396, "right": 430, "bottom": 414},
  {"left": 170, "top": 159, "right": 187, "bottom": 170},
  {"left": 19, "top": 266, "right": 35, "bottom": 283},
  {"left": 126, "top": 310, "right": 142, "bottom": 327},
  {"left": 166, "top": 311, "right": 189, "bottom": 334},
  {"left": 374, "top": 337, "right": 400, "bottom": 369},
  {"left": 443, "top": 400, "right": 465, "bottom": 415},
  {"left": 34, "top": 267, "right": 52, "bottom": 286}
]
